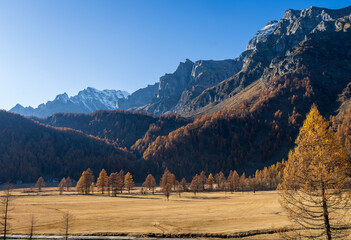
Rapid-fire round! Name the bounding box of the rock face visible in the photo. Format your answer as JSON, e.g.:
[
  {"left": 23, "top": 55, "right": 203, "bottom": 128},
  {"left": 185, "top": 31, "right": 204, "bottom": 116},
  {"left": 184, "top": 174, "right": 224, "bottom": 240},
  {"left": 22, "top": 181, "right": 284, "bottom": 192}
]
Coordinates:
[
  {"left": 179, "top": 5, "right": 351, "bottom": 115},
  {"left": 116, "top": 83, "right": 159, "bottom": 110},
  {"left": 138, "top": 58, "right": 243, "bottom": 114},
  {"left": 10, "top": 87, "right": 129, "bottom": 118}
]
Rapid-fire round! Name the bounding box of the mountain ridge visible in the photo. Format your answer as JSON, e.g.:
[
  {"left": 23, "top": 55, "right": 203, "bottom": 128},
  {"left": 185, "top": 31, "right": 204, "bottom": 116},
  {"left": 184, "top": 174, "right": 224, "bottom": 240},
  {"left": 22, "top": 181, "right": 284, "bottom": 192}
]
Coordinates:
[{"left": 10, "top": 87, "right": 129, "bottom": 118}]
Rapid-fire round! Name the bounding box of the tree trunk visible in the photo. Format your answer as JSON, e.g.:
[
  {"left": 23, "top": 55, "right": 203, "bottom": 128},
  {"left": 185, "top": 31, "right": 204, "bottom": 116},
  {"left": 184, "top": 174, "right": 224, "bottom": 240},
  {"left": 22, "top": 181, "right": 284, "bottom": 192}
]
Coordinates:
[{"left": 321, "top": 183, "right": 332, "bottom": 240}]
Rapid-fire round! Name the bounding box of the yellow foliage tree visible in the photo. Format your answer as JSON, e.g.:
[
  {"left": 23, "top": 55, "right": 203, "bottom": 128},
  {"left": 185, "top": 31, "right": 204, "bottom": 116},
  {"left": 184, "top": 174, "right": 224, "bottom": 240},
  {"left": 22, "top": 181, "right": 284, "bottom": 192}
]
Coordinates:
[
  {"left": 96, "top": 169, "right": 108, "bottom": 194},
  {"left": 124, "top": 172, "right": 134, "bottom": 193},
  {"left": 279, "top": 105, "right": 351, "bottom": 240},
  {"left": 207, "top": 173, "right": 214, "bottom": 191}
]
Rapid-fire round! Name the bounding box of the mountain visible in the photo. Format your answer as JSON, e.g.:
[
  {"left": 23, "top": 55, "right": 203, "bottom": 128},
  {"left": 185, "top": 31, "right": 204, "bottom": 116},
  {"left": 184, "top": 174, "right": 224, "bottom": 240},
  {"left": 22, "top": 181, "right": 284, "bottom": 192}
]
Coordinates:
[
  {"left": 129, "top": 58, "right": 243, "bottom": 115},
  {"left": 35, "top": 110, "right": 189, "bottom": 149},
  {"left": 116, "top": 83, "right": 159, "bottom": 110},
  {"left": 138, "top": 6, "right": 351, "bottom": 177},
  {"left": 120, "top": 6, "right": 351, "bottom": 118},
  {"left": 0, "top": 111, "right": 136, "bottom": 182},
  {"left": 179, "top": 6, "right": 351, "bottom": 116},
  {"left": 4, "top": 5, "right": 351, "bottom": 182},
  {"left": 10, "top": 87, "right": 129, "bottom": 118}
]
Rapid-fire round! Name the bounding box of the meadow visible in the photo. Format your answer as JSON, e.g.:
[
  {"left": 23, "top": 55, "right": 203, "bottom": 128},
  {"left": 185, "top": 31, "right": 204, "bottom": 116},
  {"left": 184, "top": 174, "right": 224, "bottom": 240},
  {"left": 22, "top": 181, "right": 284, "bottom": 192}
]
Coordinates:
[{"left": 0, "top": 187, "right": 294, "bottom": 239}]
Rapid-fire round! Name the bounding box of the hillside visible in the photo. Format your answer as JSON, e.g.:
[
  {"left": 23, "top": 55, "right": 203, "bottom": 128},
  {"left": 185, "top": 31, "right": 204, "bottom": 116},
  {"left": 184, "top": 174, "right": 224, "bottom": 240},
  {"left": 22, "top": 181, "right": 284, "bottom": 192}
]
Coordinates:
[
  {"left": 0, "top": 111, "right": 136, "bottom": 182},
  {"left": 35, "top": 110, "right": 190, "bottom": 149}
]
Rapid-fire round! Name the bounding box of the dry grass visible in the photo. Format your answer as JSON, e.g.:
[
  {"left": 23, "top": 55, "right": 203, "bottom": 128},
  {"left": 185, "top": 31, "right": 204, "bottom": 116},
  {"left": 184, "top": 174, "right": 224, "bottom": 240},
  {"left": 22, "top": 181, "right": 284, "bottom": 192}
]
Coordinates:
[{"left": 4, "top": 188, "right": 291, "bottom": 238}]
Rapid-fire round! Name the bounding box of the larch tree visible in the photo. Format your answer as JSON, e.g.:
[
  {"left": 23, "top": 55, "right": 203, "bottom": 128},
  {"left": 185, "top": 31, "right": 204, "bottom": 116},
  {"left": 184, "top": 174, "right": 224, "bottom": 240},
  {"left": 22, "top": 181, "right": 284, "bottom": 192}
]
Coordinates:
[
  {"left": 180, "top": 178, "right": 188, "bottom": 192},
  {"left": 279, "top": 105, "right": 351, "bottom": 240},
  {"left": 143, "top": 174, "right": 156, "bottom": 194},
  {"left": 83, "top": 168, "right": 94, "bottom": 194},
  {"left": 35, "top": 177, "right": 45, "bottom": 192},
  {"left": 124, "top": 172, "right": 134, "bottom": 193},
  {"left": 207, "top": 173, "right": 214, "bottom": 191},
  {"left": 190, "top": 174, "right": 202, "bottom": 197},
  {"left": 90, "top": 182, "right": 95, "bottom": 194},
  {"left": 58, "top": 178, "right": 66, "bottom": 195},
  {"left": 76, "top": 175, "right": 85, "bottom": 194},
  {"left": 65, "top": 177, "right": 72, "bottom": 191},
  {"left": 160, "top": 168, "right": 174, "bottom": 200},
  {"left": 199, "top": 171, "right": 206, "bottom": 191},
  {"left": 109, "top": 172, "right": 118, "bottom": 196},
  {"left": 97, "top": 169, "right": 108, "bottom": 194},
  {"left": 116, "top": 170, "right": 125, "bottom": 194}
]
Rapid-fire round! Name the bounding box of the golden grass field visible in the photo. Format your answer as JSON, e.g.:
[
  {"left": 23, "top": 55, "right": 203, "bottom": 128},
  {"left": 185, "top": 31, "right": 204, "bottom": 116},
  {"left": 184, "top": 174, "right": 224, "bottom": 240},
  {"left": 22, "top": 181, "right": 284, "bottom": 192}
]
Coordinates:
[{"left": 1, "top": 187, "right": 294, "bottom": 239}]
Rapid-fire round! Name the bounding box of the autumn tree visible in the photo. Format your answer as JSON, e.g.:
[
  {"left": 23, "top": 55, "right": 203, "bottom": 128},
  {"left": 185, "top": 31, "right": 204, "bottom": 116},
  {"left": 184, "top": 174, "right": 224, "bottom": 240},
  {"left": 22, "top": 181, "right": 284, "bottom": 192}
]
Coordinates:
[
  {"left": 35, "top": 177, "right": 45, "bottom": 192},
  {"left": 180, "top": 178, "right": 188, "bottom": 192},
  {"left": 279, "top": 105, "right": 351, "bottom": 240},
  {"left": 97, "top": 169, "right": 108, "bottom": 194},
  {"left": 109, "top": 172, "right": 118, "bottom": 196},
  {"left": 160, "top": 169, "right": 175, "bottom": 200},
  {"left": 238, "top": 173, "right": 246, "bottom": 192},
  {"left": 116, "top": 170, "right": 125, "bottom": 194},
  {"left": 124, "top": 172, "right": 134, "bottom": 193},
  {"left": 76, "top": 175, "right": 85, "bottom": 194},
  {"left": 76, "top": 169, "right": 94, "bottom": 194},
  {"left": 207, "top": 173, "right": 214, "bottom": 191},
  {"left": 90, "top": 182, "right": 95, "bottom": 193},
  {"left": 215, "top": 171, "right": 226, "bottom": 191},
  {"left": 65, "top": 177, "right": 72, "bottom": 191},
  {"left": 143, "top": 174, "right": 156, "bottom": 194},
  {"left": 58, "top": 178, "right": 66, "bottom": 195},
  {"left": 190, "top": 174, "right": 202, "bottom": 197},
  {"left": 199, "top": 171, "right": 206, "bottom": 191}
]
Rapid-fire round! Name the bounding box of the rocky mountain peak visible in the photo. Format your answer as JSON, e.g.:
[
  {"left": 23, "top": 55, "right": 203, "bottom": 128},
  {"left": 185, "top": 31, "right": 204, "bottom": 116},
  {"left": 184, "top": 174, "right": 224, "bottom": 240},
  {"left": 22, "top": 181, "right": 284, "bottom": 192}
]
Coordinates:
[
  {"left": 54, "top": 93, "right": 69, "bottom": 103},
  {"left": 10, "top": 87, "right": 129, "bottom": 118}
]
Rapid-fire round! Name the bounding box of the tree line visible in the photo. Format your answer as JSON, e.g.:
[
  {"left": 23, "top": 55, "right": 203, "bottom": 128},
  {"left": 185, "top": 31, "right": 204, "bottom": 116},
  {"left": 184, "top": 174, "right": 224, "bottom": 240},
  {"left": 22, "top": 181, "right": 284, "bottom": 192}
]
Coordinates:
[{"left": 49, "top": 160, "right": 284, "bottom": 199}]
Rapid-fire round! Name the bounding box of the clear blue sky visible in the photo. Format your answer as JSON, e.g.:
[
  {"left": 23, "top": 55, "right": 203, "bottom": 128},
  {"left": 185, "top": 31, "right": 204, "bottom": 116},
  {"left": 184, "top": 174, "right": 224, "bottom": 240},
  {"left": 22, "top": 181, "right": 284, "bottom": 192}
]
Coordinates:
[{"left": 0, "top": 0, "right": 349, "bottom": 110}]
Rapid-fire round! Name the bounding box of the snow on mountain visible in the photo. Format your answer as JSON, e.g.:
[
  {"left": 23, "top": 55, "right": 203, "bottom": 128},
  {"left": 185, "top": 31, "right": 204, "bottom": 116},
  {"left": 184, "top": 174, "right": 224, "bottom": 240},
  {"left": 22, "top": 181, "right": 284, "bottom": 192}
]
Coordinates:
[
  {"left": 246, "top": 20, "right": 278, "bottom": 50},
  {"left": 10, "top": 87, "right": 130, "bottom": 118}
]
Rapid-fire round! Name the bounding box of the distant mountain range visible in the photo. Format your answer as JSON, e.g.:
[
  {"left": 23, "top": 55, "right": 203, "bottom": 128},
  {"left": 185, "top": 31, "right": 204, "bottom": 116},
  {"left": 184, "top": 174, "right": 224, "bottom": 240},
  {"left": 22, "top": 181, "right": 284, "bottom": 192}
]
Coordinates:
[{"left": 10, "top": 87, "right": 129, "bottom": 117}]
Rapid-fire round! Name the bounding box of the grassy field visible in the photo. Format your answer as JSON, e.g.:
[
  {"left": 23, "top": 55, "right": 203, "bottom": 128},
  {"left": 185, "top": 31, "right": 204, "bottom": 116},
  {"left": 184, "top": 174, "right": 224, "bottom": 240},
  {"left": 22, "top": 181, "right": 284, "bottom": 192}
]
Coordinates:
[{"left": 0, "top": 187, "right": 293, "bottom": 239}]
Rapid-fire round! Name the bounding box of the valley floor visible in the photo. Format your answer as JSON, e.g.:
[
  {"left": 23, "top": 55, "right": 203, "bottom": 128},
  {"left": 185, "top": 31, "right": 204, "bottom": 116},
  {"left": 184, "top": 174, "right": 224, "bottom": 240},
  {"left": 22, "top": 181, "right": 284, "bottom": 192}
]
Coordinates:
[{"left": 1, "top": 188, "right": 294, "bottom": 239}]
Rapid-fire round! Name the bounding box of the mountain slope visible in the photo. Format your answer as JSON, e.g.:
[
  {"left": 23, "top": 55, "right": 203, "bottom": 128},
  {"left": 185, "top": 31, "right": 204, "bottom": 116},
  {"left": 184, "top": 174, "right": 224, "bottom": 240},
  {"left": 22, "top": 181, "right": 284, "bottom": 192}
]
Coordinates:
[
  {"left": 10, "top": 87, "right": 129, "bottom": 118},
  {"left": 35, "top": 110, "right": 189, "bottom": 149},
  {"left": 182, "top": 6, "right": 351, "bottom": 116},
  {"left": 139, "top": 6, "right": 351, "bottom": 177},
  {"left": 0, "top": 111, "right": 135, "bottom": 182}
]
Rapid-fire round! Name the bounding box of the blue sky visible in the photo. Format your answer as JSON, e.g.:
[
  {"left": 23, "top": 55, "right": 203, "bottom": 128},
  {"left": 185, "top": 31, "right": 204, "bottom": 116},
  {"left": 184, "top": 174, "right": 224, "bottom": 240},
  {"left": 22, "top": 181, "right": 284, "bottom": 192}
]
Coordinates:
[{"left": 0, "top": 0, "right": 350, "bottom": 110}]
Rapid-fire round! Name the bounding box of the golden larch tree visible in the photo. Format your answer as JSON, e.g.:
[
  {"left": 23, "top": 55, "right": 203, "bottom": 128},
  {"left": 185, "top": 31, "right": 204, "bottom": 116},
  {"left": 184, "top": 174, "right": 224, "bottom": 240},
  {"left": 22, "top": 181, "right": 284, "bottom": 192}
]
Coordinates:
[
  {"left": 160, "top": 168, "right": 174, "bottom": 200},
  {"left": 65, "top": 177, "right": 72, "bottom": 191},
  {"left": 97, "top": 169, "right": 108, "bottom": 194},
  {"left": 58, "top": 177, "right": 66, "bottom": 195},
  {"left": 279, "top": 105, "right": 351, "bottom": 240},
  {"left": 207, "top": 173, "right": 214, "bottom": 191},
  {"left": 190, "top": 174, "right": 202, "bottom": 197},
  {"left": 124, "top": 172, "right": 134, "bottom": 193},
  {"left": 143, "top": 174, "right": 156, "bottom": 194},
  {"left": 35, "top": 177, "right": 45, "bottom": 192}
]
